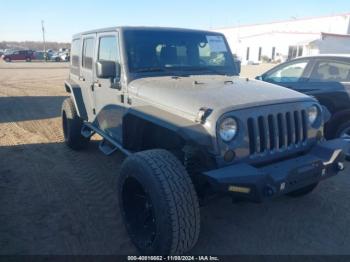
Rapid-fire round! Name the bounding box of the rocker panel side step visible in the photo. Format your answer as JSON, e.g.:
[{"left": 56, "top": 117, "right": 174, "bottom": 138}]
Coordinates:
[
  {"left": 81, "top": 125, "right": 96, "bottom": 139},
  {"left": 83, "top": 122, "right": 132, "bottom": 156},
  {"left": 99, "top": 139, "right": 119, "bottom": 156}
]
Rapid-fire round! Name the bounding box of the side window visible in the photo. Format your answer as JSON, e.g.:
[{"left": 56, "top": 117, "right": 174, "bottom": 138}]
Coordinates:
[
  {"left": 265, "top": 61, "right": 308, "bottom": 83},
  {"left": 310, "top": 60, "right": 350, "bottom": 82},
  {"left": 98, "top": 36, "right": 119, "bottom": 62},
  {"left": 71, "top": 39, "right": 81, "bottom": 68},
  {"left": 82, "top": 38, "right": 95, "bottom": 70}
]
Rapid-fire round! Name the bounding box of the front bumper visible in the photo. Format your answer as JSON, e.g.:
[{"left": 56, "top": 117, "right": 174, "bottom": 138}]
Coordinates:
[{"left": 203, "top": 139, "right": 348, "bottom": 202}]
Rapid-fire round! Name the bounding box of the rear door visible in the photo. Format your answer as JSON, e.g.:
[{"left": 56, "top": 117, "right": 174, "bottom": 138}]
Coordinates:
[
  {"left": 302, "top": 57, "right": 350, "bottom": 114},
  {"left": 92, "top": 31, "right": 126, "bottom": 142},
  {"left": 18, "top": 51, "right": 27, "bottom": 60},
  {"left": 80, "top": 34, "right": 96, "bottom": 121}
]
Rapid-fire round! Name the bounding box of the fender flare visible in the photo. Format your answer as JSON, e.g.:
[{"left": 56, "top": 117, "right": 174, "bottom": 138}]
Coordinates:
[
  {"left": 64, "top": 80, "right": 88, "bottom": 120},
  {"left": 122, "top": 105, "right": 213, "bottom": 150}
]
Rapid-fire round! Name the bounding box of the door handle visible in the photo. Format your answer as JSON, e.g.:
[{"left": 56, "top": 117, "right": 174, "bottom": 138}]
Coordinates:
[
  {"left": 93, "top": 81, "right": 101, "bottom": 88},
  {"left": 79, "top": 76, "right": 85, "bottom": 81},
  {"left": 91, "top": 81, "right": 101, "bottom": 92}
]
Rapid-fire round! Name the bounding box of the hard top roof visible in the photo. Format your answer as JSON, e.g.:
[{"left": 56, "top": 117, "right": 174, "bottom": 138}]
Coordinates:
[
  {"left": 293, "top": 54, "right": 350, "bottom": 59},
  {"left": 72, "top": 26, "right": 222, "bottom": 39}
]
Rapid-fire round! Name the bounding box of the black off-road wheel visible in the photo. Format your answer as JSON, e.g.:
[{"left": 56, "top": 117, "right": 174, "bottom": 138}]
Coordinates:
[
  {"left": 5, "top": 57, "right": 11, "bottom": 62},
  {"left": 61, "top": 98, "right": 89, "bottom": 150},
  {"left": 118, "top": 149, "right": 200, "bottom": 255},
  {"left": 287, "top": 183, "right": 318, "bottom": 197}
]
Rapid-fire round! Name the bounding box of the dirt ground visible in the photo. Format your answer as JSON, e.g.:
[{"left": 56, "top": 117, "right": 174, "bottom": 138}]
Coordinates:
[{"left": 0, "top": 61, "right": 350, "bottom": 255}]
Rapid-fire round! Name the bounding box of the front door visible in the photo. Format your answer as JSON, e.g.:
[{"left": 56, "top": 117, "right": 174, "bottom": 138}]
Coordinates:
[
  {"left": 93, "top": 31, "right": 126, "bottom": 142},
  {"left": 262, "top": 58, "right": 311, "bottom": 90},
  {"left": 11, "top": 51, "right": 21, "bottom": 60}
]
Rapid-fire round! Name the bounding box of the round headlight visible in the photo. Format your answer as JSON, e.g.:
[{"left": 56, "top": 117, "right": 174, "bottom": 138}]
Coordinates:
[
  {"left": 219, "top": 118, "right": 238, "bottom": 142},
  {"left": 307, "top": 105, "right": 319, "bottom": 125}
]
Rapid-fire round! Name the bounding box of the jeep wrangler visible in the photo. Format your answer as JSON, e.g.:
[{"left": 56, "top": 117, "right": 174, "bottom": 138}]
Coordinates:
[{"left": 62, "top": 27, "right": 348, "bottom": 255}]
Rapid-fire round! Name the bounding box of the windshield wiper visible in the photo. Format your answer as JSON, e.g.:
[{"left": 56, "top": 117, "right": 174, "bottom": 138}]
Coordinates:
[
  {"left": 134, "top": 67, "right": 167, "bottom": 73},
  {"left": 180, "top": 66, "right": 227, "bottom": 76},
  {"left": 134, "top": 66, "right": 228, "bottom": 76}
]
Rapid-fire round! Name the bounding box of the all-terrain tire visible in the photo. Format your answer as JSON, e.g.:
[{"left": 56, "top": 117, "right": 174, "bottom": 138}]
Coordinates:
[
  {"left": 287, "top": 183, "right": 318, "bottom": 197},
  {"left": 118, "top": 149, "right": 200, "bottom": 255},
  {"left": 5, "top": 57, "right": 11, "bottom": 62},
  {"left": 61, "top": 98, "right": 89, "bottom": 150}
]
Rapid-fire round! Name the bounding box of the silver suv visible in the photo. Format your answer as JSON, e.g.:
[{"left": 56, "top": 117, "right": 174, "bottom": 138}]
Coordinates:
[{"left": 62, "top": 27, "right": 348, "bottom": 255}]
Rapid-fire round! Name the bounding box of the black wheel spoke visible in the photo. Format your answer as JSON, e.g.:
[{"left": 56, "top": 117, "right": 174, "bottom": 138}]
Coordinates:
[
  {"left": 122, "top": 177, "right": 157, "bottom": 249},
  {"left": 119, "top": 149, "right": 200, "bottom": 254}
]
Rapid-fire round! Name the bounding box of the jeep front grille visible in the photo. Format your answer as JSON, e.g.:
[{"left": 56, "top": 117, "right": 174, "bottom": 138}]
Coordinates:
[{"left": 247, "top": 110, "right": 308, "bottom": 155}]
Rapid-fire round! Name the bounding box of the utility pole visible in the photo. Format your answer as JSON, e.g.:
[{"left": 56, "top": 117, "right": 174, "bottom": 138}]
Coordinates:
[{"left": 41, "top": 20, "right": 46, "bottom": 61}]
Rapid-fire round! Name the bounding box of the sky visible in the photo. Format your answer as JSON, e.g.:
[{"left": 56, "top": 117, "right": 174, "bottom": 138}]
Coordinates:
[{"left": 0, "top": 0, "right": 349, "bottom": 42}]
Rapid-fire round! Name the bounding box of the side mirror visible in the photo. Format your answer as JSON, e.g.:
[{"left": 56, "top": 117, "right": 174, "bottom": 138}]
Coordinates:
[
  {"left": 234, "top": 61, "right": 241, "bottom": 75},
  {"left": 255, "top": 75, "right": 263, "bottom": 81},
  {"left": 96, "top": 60, "right": 120, "bottom": 79}
]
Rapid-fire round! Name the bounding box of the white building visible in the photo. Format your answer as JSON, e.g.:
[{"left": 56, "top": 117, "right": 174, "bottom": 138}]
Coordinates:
[{"left": 216, "top": 13, "right": 350, "bottom": 64}]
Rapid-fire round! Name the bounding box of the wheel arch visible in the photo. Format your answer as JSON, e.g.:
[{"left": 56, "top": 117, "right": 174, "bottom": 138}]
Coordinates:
[
  {"left": 122, "top": 106, "right": 213, "bottom": 152},
  {"left": 64, "top": 80, "right": 88, "bottom": 120}
]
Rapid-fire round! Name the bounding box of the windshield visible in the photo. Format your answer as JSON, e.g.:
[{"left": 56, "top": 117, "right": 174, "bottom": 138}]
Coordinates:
[{"left": 124, "top": 29, "right": 237, "bottom": 76}]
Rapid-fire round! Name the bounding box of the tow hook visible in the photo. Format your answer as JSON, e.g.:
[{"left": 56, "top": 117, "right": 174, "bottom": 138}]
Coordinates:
[{"left": 336, "top": 162, "right": 345, "bottom": 171}]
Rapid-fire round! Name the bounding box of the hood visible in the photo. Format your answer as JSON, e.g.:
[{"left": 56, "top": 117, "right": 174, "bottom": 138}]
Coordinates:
[{"left": 128, "top": 75, "right": 313, "bottom": 119}]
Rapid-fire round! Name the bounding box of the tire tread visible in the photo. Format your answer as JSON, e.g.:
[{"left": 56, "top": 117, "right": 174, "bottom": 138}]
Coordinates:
[
  {"left": 62, "top": 97, "right": 89, "bottom": 150},
  {"left": 122, "top": 149, "right": 200, "bottom": 254}
]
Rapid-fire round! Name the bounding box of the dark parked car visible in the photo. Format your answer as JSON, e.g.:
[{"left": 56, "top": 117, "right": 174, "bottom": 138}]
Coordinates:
[
  {"left": 2, "top": 50, "right": 35, "bottom": 62},
  {"left": 257, "top": 55, "right": 350, "bottom": 140}
]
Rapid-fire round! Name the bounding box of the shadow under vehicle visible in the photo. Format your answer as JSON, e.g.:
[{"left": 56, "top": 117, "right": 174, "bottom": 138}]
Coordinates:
[{"left": 63, "top": 27, "right": 349, "bottom": 255}]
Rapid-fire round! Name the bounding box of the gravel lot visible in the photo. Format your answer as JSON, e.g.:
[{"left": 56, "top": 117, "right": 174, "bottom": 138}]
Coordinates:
[{"left": 0, "top": 61, "right": 349, "bottom": 255}]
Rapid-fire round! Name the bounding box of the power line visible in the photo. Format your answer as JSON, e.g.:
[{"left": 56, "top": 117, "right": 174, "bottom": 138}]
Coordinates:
[{"left": 41, "top": 20, "right": 46, "bottom": 61}]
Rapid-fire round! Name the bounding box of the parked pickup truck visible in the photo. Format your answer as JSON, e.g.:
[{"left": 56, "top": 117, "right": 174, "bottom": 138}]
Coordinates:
[{"left": 62, "top": 27, "right": 348, "bottom": 255}]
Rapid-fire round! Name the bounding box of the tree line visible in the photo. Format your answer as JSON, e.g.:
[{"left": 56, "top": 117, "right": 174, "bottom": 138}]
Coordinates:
[{"left": 0, "top": 41, "right": 70, "bottom": 51}]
